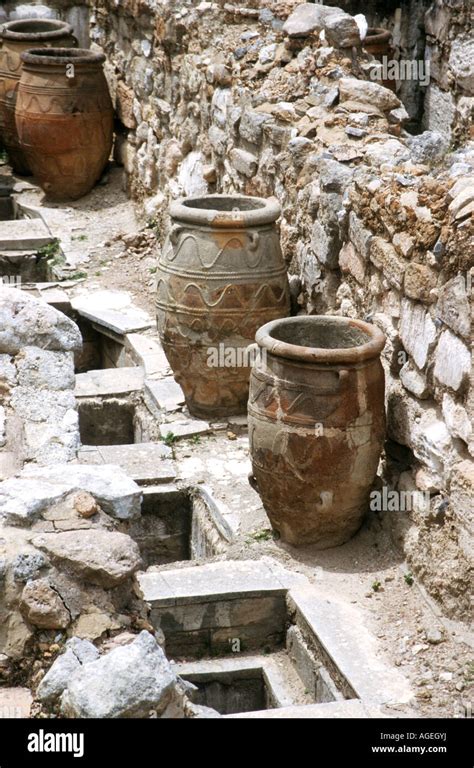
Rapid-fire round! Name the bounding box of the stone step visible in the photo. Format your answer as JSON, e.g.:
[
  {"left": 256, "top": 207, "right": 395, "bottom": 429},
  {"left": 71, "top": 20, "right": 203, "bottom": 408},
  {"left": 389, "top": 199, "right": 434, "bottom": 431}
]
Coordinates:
[
  {"left": 75, "top": 367, "right": 144, "bottom": 398},
  {"left": 78, "top": 443, "right": 176, "bottom": 485},
  {"left": 0, "top": 219, "right": 53, "bottom": 250},
  {"left": 137, "top": 558, "right": 304, "bottom": 607},
  {"left": 224, "top": 699, "right": 382, "bottom": 718},
  {"left": 71, "top": 290, "right": 154, "bottom": 335}
]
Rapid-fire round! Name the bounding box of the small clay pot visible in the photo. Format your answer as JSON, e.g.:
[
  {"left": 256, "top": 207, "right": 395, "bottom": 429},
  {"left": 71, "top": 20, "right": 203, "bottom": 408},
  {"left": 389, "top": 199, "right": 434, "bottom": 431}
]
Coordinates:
[
  {"left": 15, "top": 48, "right": 113, "bottom": 200},
  {"left": 364, "top": 27, "right": 392, "bottom": 57},
  {"left": 156, "top": 194, "right": 290, "bottom": 418},
  {"left": 0, "top": 19, "right": 77, "bottom": 174},
  {"left": 248, "top": 315, "right": 386, "bottom": 548},
  {"left": 364, "top": 27, "right": 396, "bottom": 93}
]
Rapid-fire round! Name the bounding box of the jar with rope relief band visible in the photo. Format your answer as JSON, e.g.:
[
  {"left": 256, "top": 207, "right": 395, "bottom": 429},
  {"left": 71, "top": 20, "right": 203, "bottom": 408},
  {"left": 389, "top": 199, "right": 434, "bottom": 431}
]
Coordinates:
[{"left": 156, "top": 194, "right": 291, "bottom": 419}]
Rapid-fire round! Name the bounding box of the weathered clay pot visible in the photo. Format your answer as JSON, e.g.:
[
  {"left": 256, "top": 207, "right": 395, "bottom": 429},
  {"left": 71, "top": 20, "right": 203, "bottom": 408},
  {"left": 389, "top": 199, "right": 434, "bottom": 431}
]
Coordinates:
[
  {"left": 0, "top": 19, "right": 77, "bottom": 174},
  {"left": 364, "top": 27, "right": 392, "bottom": 57},
  {"left": 248, "top": 316, "right": 386, "bottom": 548},
  {"left": 15, "top": 48, "right": 113, "bottom": 200},
  {"left": 156, "top": 195, "right": 290, "bottom": 419},
  {"left": 363, "top": 27, "right": 396, "bottom": 93}
]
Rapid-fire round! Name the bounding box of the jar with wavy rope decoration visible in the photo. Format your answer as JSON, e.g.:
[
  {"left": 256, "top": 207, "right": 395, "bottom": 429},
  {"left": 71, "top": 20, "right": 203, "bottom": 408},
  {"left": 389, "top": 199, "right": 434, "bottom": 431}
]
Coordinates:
[
  {"left": 15, "top": 48, "right": 113, "bottom": 200},
  {"left": 248, "top": 315, "right": 386, "bottom": 547},
  {"left": 156, "top": 195, "right": 291, "bottom": 419},
  {"left": 0, "top": 19, "right": 77, "bottom": 175}
]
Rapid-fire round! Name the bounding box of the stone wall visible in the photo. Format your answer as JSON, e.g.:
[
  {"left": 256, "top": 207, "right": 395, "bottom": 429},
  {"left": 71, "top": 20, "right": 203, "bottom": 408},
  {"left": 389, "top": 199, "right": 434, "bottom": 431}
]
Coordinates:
[
  {"left": 88, "top": 0, "right": 473, "bottom": 620},
  {"left": 0, "top": 289, "right": 81, "bottom": 471},
  {"left": 2, "top": 1, "right": 472, "bottom": 620},
  {"left": 423, "top": 0, "right": 474, "bottom": 143}
]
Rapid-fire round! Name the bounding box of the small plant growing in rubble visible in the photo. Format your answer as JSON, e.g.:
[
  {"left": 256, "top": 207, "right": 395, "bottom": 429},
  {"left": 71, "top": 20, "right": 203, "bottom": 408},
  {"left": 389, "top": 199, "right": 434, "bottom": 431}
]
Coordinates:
[
  {"left": 250, "top": 528, "right": 273, "bottom": 542},
  {"left": 38, "top": 238, "right": 66, "bottom": 279},
  {"left": 162, "top": 431, "right": 178, "bottom": 447},
  {"left": 38, "top": 238, "right": 62, "bottom": 264},
  {"left": 372, "top": 580, "right": 382, "bottom": 592},
  {"left": 464, "top": 662, "right": 474, "bottom": 682},
  {"left": 404, "top": 572, "right": 414, "bottom": 586},
  {"left": 189, "top": 435, "right": 201, "bottom": 446}
]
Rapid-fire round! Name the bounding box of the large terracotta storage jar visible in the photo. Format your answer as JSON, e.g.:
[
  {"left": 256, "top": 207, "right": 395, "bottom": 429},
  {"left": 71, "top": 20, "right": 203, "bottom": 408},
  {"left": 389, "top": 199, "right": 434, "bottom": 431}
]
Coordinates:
[
  {"left": 156, "top": 195, "right": 290, "bottom": 419},
  {"left": 0, "top": 19, "right": 76, "bottom": 174},
  {"left": 248, "top": 316, "right": 386, "bottom": 548},
  {"left": 15, "top": 48, "right": 113, "bottom": 200}
]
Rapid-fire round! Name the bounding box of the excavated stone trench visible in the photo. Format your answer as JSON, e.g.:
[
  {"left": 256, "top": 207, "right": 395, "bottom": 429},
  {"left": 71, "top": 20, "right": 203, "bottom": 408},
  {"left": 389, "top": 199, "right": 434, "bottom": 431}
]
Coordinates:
[{"left": 0, "top": 0, "right": 472, "bottom": 720}]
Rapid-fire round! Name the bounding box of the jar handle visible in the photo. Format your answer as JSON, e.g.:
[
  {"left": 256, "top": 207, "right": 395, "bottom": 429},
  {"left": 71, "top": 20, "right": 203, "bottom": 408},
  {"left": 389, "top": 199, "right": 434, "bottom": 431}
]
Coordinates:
[
  {"left": 248, "top": 231, "right": 259, "bottom": 251},
  {"left": 169, "top": 225, "right": 183, "bottom": 246},
  {"left": 338, "top": 369, "right": 350, "bottom": 389},
  {"left": 248, "top": 472, "right": 259, "bottom": 492}
]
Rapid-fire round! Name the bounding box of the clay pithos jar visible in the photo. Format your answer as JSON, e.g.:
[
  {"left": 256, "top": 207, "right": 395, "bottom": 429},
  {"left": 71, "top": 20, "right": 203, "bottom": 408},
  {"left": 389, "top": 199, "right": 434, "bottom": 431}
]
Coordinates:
[
  {"left": 15, "top": 48, "right": 113, "bottom": 200},
  {"left": 156, "top": 195, "right": 290, "bottom": 419},
  {"left": 363, "top": 28, "right": 395, "bottom": 92},
  {"left": 248, "top": 316, "right": 386, "bottom": 548},
  {"left": 0, "top": 19, "right": 77, "bottom": 174}
]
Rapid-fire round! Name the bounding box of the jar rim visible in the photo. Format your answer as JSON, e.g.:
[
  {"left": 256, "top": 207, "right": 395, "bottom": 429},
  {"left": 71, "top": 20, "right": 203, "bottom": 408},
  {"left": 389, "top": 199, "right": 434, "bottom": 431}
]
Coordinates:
[
  {"left": 170, "top": 194, "right": 281, "bottom": 228},
  {"left": 20, "top": 48, "right": 105, "bottom": 67},
  {"left": 1, "top": 19, "right": 73, "bottom": 42},
  {"left": 255, "top": 315, "right": 386, "bottom": 365}
]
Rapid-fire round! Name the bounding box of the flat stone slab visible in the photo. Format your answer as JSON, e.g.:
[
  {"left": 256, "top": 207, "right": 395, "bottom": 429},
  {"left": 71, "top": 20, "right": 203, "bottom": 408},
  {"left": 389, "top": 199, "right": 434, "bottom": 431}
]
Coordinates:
[
  {"left": 175, "top": 654, "right": 305, "bottom": 708},
  {"left": 71, "top": 290, "right": 154, "bottom": 335},
  {"left": 288, "top": 585, "right": 413, "bottom": 706},
  {"left": 224, "top": 699, "right": 383, "bottom": 719},
  {"left": 0, "top": 463, "right": 142, "bottom": 525},
  {"left": 32, "top": 529, "right": 142, "bottom": 588},
  {"left": 145, "top": 378, "right": 185, "bottom": 413},
  {"left": 161, "top": 419, "right": 210, "bottom": 440},
  {"left": 137, "top": 557, "right": 306, "bottom": 607},
  {"left": 0, "top": 451, "right": 21, "bottom": 481},
  {"left": 78, "top": 443, "right": 176, "bottom": 485},
  {"left": 0, "top": 687, "right": 32, "bottom": 718},
  {"left": 0, "top": 219, "right": 53, "bottom": 250},
  {"left": 36, "top": 284, "right": 71, "bottom": 312},
  {"left": 75, "top": 367, "right": 144, "bottom": 398},
  {"left": 125, "top": 333, "right": 170, "bottom": 378}
]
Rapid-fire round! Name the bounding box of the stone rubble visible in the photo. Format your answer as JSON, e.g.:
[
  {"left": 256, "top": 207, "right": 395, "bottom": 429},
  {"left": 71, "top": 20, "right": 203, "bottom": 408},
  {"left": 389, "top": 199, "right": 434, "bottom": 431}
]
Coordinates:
[
  {"left": 59, "top": 630, "right": 189, "bottom": 718},
  {"left": 0, "top": 0, "right": 471, "bottom": 721}
]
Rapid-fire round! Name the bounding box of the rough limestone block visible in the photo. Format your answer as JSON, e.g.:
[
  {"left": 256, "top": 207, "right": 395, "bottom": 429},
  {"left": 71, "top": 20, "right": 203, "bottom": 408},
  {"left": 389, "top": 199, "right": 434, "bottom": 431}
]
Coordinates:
[
  {"left": 404, "top": 263, "right": 437, "bottom": 303},
  {"left": 433, "top": 330, "right": 471, "bottom": 392},
  {"left": 20, "top": 578, "right": 71, "bottom": 629},
  {"left": 16, "top": 347, "right": 75, "bottom": 391},
  {"left": 0, "top": 464, "right": 142, "bottom": 525},
  {"left": 370, "top": 237, "right": 406, "bottom": 290},
  {"left": 399, "top": 298, "right": 437, "bottom": 370},
  {"left": 37, "top": 638, "right": 100, "bottom": 704},
  {"left": 442, "top": 393, "right": 472, "bottom": 444},
  {"left": 0, "top": 288, "right": 81, "bottom": 354},
  {"left": 399, "top": 360, "right": 430, "bottom": 399},
  {"left": 436, "top": 274, "right": 470, "bottom": 339},
  {"left": 61, "top": 631, "right": 178, "bottom": 718},
  {"left": 32, "top": 530, "right": 142, "bottom": 588},
  {"left": 339, "top": 77, "right": 400, "bottom": 111}
]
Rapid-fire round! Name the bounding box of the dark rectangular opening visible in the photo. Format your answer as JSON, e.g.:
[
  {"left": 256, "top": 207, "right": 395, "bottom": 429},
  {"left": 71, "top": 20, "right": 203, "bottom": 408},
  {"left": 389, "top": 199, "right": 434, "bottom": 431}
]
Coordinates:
[
  {"left": 183, "top": 669, "right": 268, "bottom": 715},
  {"left": 74, "top": 316, "right": 127, "bottom": 373},
  {"left": 122, "top": 488, "right": 229, "bottom": 568},
  {"left": 128, "top": 490, "right": 192, "bottom": 566},
  {"left": 78, "top": 400, "right": 136, "bottom": 445},
  {"left": 0, "top": 196, "right": 14, "bottom": 221}
]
